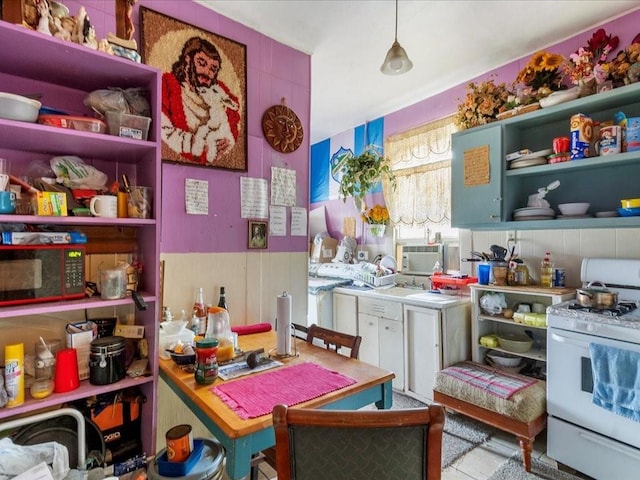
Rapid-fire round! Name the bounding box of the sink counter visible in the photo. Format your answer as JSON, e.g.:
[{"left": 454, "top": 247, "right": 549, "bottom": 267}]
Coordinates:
[{"left": 333, "top": 285, "right": 470, "bottom": 309}]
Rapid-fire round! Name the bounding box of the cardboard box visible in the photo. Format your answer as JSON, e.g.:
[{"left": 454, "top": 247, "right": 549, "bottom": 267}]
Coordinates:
[
  {"left": 114, "top": 323, "right": 145, "bottom": 339},
  {"left": 65, "top": 321, "right": 97, "bottom": 380},
  {"left": 310, "top": 237, "right": 338, "bottom": 263},
  {"left": 35, "top": 191, "right": 68, "bottom": 216}
]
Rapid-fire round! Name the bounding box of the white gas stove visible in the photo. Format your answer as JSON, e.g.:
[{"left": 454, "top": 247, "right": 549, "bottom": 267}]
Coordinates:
[{"left": 546, "top": 258, "right": 640, "bottom": 480}]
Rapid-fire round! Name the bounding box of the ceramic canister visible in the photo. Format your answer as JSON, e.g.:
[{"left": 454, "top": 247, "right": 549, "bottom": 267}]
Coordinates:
[
  {"left": 89, "top": 336, "right": 126, "bottom": 385},
  {"left": 570, "top": 113, "right": 593, "bottom": 160}
]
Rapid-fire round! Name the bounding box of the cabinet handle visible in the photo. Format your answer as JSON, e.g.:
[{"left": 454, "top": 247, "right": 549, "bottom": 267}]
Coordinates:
[{"left": 489, "top": 214, "right": 499, "bottom": 219}]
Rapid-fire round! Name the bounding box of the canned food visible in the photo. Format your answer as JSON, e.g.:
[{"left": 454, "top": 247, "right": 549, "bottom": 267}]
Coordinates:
[
  {"left": 554, "top": 268, "right": 566, "bottom": 287},
  {"left": 570, "top": 113, "right": 593, "bottom": 160},
  {"left": 166, "top": 424, "right": 193, "bottom": 462}
]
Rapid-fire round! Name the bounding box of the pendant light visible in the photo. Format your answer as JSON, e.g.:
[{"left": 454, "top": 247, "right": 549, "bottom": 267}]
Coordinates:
[{"left": 380, "top": 0, "right": 413, "bottom": 75}]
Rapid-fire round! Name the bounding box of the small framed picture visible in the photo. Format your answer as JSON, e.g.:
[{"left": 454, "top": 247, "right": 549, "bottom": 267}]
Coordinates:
[{"left": 248, "top": 220, "right": 268, "bottom": 249}]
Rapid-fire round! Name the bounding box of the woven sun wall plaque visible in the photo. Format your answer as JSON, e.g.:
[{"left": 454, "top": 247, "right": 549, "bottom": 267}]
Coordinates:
[{"left": 140, "top": 7, "right": 248, "bottom": 171}]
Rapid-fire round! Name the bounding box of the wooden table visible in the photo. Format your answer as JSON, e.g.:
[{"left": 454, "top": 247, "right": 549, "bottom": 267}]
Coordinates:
[{"left": 159, "top": 331, "right": 394, "bottom": 480}]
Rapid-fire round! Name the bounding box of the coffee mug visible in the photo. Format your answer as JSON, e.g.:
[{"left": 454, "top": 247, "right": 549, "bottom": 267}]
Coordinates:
[
  {"left": 90, "top": 195, "right": 117, "bottom": 218},
  {"left": 0, "top": 190, "right": 16, "bottom": 214},
  {"left": 54, "top": 348, "right": 80, "bottom": 393},
  {"left": 532, "top": 302, "right": 545, "bottom": 313}
]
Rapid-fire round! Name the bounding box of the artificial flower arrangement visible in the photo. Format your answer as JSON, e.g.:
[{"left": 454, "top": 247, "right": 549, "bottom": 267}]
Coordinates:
[
  {"left": 515, "top": 50, "right": 566, "bottom": 99},
  {"left": 362, "top": 204, "right": 390, "bottom": 225},
  {"left": 456, "top": 77, "right": 510, "bottom": 130},
  {"left": 564, "top": 28, "right": 619, "bottom": 96},
  {"left": 606, "top": 40, "right": 640, "bottom": 87}
]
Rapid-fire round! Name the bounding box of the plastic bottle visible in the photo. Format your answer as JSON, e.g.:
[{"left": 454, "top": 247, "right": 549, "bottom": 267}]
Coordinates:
[
  {"left": 206, "top": 306, "right": 234, "bottom": 362},
  {"left": 189, "top": 309, "right": 200, "bottom": 336},
  {"left": 540, "top": 252, "right": 554, "bottom": 288},
  {"left": 217, "top": 286, "right": 228, "bottom": 312},
  {"left": 5, "top": 343, "right": 24, "bottom": 407}
]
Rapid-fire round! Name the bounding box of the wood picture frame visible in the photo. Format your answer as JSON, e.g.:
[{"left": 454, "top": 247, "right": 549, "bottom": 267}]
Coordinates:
[
  {"left": 248, "top": 220, "right": 268, "bottom": 249},
  {"left": 140, "top": 7, "right": 248, "bottom": 171}
]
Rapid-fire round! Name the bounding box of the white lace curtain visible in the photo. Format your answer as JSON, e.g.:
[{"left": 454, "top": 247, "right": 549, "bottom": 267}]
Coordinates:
[{"left": 382, "top": 115, "right": 458, "bottom": 227}]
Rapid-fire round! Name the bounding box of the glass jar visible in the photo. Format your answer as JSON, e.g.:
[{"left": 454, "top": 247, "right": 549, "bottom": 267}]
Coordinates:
[
  {"left": 195, "top": 338, "right": 218, "bottom": 385},
  {"left": 514, "top": 264, "right": 529, "bottom": 286},
  {"left": 206, "top": 306, "right": 234, "bottom": 363}
]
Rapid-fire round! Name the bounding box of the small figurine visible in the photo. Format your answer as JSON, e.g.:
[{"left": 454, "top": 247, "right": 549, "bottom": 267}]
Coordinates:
[
  {"left": 53, "top": 15, "right": 74, "bottom": 41},
  {"left": 72, "top": 6, "right": 87, "bottom": 43},
  {"left": 36, "top": 0, "right": 52, "bottom": 36},
  {"left": 125, "top": 0, "right": 137, "bottom": 41},
  {"left": 84, "top": 25, "right": 98, "bottom": 49}
]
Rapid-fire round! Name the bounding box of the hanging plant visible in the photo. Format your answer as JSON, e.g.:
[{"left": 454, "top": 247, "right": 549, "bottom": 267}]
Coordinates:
[{"left": 336, "top": 145, "right": 396, "bottom": 206}]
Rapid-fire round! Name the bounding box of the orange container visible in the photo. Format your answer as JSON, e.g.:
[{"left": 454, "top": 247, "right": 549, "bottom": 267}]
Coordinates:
[
  {"left": 38, "top": 114, "right": 107, "bottom": 134},
  {"left": 165, "top": 424, "right": 193, "bottom": 462}
]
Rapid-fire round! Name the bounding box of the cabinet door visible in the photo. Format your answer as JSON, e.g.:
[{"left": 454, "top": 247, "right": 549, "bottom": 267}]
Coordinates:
[
  {"left": 379, "top": 318, "right": 404, "bottom": 391},
  {"left": 451, "top": 125, "right": 503, "bottom": 227},
  {"left": 333, "top": 292, "right": 358, "bottom": 336},
  {"left": 358, "top": 312, "right": 379, "bottom": 366},
  {"left": 404, "top": 305, "right": 440, "bottom": 402}
]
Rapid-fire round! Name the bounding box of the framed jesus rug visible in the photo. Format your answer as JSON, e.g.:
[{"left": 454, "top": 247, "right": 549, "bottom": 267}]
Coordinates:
[{"left": 140, "top": 7, "right": 247, "bottom": 171}]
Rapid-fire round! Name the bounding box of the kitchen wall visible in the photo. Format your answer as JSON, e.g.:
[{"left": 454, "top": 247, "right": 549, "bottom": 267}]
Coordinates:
[{"left": 315, "top": 7, "right": 640, "bottom": 287}]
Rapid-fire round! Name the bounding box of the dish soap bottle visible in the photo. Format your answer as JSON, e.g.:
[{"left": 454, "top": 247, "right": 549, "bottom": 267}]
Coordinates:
[{"left": 540, "top": 252, "right": 554, "bottom": 288}]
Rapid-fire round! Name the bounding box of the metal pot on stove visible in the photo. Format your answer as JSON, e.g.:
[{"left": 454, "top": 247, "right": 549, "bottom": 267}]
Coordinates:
[{"left": 576, "top": 281, "right": 618, "bottom": 309}]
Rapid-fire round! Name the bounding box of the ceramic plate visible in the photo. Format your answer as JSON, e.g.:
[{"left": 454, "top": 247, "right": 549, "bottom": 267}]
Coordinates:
[
  {"left": 509, "top": 157, "right": 548, "bottom": 169},
  {"left": 595, "top": 211, "right": 619, "bottom": 218},
  {"left": 557, "top": 214, "right": 593, "bottom": 219},
  {"left": 514, "top": 215, "right": 555, "bottom": 221},
  {"left": 515, "top": 149, "right": 553, "bottom": 161},
  {"left": 513, "top": 207, "right": 555, "bottom": 217}
]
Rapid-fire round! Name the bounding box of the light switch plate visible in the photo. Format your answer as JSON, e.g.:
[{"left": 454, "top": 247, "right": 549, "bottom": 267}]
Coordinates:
[{"left": 357, "top": 251, "right": 368, "bottom": 261}]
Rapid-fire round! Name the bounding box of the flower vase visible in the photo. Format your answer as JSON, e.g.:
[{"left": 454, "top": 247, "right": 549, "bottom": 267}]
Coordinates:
[
  {"left": 578, "top": 78, "right": 597, "bottom": 98},
  {"left": 367, "top": 224, "right": 386, "bottom": 237}
]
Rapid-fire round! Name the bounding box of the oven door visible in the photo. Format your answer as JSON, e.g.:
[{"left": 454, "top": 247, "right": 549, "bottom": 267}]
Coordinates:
[{"left": 547, "top": 326, "right": 640, "bottom": 449}]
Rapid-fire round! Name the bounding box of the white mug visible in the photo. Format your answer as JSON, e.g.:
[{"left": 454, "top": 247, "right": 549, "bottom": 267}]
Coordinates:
[
  {"left": 89, "top": 195, "right": 117, "bottom": 218},
  {"left": 532, "top": 302, "right": 545, "bottom": 314}
]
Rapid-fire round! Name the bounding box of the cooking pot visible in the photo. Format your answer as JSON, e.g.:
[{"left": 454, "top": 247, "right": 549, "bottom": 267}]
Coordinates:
[{"left": 576, "top": 281, "right": 618, "bottom": 309}]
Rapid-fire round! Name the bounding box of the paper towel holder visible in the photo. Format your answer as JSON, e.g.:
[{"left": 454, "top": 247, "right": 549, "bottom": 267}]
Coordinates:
[{"left": 269, "top": 322, "right": 300, "bottom": 360}]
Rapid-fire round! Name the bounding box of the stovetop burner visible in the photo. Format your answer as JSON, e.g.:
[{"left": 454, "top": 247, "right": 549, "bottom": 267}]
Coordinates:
[{"left": 568, "top": 301, "right": 638, "bottom": 317}]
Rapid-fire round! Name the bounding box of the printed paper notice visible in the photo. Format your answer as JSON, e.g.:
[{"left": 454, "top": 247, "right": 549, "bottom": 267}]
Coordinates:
[
  {"left": 291, "top": 207, "right": 307, "bottom": 236},
  {"left": 463, "top": 145, "right": 490, "bottom": 186},
  {"left": 271, "top": 166, "right": 296, "bottom": 206},
  {"left": 241, "top": 177, "right": 269, "bottom": 219},
  {"left": 185, "top": 179, "right": 208, "bottom": 215},
  {"left": 270, "top": 205, "right": 286, "bottom": 236}
]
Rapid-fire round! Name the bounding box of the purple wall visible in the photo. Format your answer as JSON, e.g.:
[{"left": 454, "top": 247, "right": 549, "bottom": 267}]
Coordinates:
[{"left": 61, "top": 0, "right": 311, "bottom": 254}]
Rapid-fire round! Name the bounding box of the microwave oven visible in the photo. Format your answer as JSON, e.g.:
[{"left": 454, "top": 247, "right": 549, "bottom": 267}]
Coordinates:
[{"left": 0, "top": 244, "right": 86, "bottom": 306}]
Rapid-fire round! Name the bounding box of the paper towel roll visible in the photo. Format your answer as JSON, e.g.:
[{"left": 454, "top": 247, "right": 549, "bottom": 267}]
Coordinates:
[{"left": 276, "top": 292, "right": 292, "bottom": 355}]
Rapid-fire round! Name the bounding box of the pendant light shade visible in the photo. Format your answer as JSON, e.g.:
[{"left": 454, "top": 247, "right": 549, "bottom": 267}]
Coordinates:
[{"left": 380, "top": 0, "right": 413, "bottom": 75}]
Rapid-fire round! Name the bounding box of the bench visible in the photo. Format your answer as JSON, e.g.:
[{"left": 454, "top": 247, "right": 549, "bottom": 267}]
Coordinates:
[{"left": 433, "top": 361, "right": 547, "bottom": 472}]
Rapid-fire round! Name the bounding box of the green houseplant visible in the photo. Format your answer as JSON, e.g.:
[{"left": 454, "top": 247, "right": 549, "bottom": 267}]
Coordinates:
[{"left": 336, "top": 145, "right": 396, "bottom": 209}]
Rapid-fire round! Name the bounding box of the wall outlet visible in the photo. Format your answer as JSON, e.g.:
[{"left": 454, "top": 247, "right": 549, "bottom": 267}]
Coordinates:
[
  {"left": 507, "top": 230, "right": 517, "bottom": 243},
  {"left": 357, "top": 250, "right": 368, "bottom": 261}
]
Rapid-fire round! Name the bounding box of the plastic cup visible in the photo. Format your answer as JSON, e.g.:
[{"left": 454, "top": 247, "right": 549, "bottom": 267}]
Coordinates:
[
  {"left": 54, "top": 348, "right": 80, "bottom": 393},
  {"left": 478, "top": 263, "right": 491, "bottom": 285}
]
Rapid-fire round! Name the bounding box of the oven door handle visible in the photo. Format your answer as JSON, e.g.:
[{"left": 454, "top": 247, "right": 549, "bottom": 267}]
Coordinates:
[
  {"left": 550, "top": 332, "right": 591, "bottom": 348},
  {"left": 579, "top": 430, "right": 640, "bottom": 460}
]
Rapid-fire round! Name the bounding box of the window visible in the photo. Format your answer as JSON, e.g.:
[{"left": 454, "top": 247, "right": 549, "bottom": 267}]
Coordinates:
[{"left": 383, "top": 115, "right": 458, "bottom": 240}]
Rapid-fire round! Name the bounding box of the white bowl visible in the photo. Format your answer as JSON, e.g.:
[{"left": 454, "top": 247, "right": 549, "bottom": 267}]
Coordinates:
[
  {"left": 160, "top": 319, "right": 189, "bottom": 335},
  {"left": 487, "top": 351, "right": 522, "bottom": 367},
  {"left": 497, "top": 333, "right": 533, "bottom": 353},
  {"left": 0, "top": 92, "right": 41, "bottom": 122},
  {"left": 558, "top": 202, "right": 590, "bottom": 216}
]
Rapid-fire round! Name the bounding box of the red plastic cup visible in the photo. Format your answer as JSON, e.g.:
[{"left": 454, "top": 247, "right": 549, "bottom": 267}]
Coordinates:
[
  {"left": 54, "top": 348, "right": 80, "bottom": 393},
  {"left": 553, "top": 136, "right": 570, "bottom": 154}
]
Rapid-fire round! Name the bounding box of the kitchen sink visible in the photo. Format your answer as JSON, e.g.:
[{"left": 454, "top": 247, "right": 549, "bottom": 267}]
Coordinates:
[{"left": 404, "top": 291, "right": 460, "bottom": 303}]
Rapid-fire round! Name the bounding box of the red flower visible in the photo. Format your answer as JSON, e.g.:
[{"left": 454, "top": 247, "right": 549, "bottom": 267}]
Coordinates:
[{"left": 586, "top": 28, "right": 619, "bottom": 64}]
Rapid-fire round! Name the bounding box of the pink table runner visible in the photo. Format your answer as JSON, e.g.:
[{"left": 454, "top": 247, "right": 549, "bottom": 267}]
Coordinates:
[{"left": 211, "top": 362, "right": 356, "bottom": 419}]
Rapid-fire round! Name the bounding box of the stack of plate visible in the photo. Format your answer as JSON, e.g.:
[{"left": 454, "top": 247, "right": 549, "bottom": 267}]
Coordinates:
[
  {"left": 508, "top": 149, "right": 552, "bottom": 170},
  {"left": 513, "top": 207, "right": 555, "bottom": 221}
]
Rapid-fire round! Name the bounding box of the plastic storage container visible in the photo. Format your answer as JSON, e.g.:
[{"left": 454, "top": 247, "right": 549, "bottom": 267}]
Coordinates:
[
  {"left": 38, "top": 114, "right": 107, "bottom": 133},
  {"left": 105, "top": 111, "right": 151, "bottom": 140},
  {"left": 150, "top": 438, "right": 224, "bottom": 480}
]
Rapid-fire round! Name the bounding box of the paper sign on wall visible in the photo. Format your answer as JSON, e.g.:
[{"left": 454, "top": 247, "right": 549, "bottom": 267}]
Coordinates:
[
  {"left": 271, "top": 166, "right": 296, "bottom": 206},
  {"left": 291, "top": 207, "right": 307, "bottom": 236},
  {"left": 270, "top": 205, "right": 286, "bottom": 236},
  {"left": 241, "top": 177, "right": 269, "bottom": 219},
  {"left": 185, "top": 179, "right": 208, "bottom": 215},
  {"left": 463, "top": 145, "right": 490, "bottom": 186}
]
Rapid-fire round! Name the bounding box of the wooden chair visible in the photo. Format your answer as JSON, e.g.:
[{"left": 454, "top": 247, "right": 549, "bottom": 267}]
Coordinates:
[
  {"left": 305, "top": 323, "right": 362, "bottom": 359},
  {"left": 272, "top": 403, "right": 446, "bottom": 480},
  {"left": 259, "top": 324, "right": 363, "bottom": 473}
]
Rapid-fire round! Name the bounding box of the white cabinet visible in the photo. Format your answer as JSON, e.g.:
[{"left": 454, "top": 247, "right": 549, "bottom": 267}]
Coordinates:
[
  {"left": 404, "top": 302, "right": 471, "bottom": 403},
  {"left": 470, "top": 285, "right": 574, "bottom": 374},
  {"left": 333, "top": 291, "right": 358, "bottom": 336},
  {"left": 357, "top": 296, "right": 404, "bottom": 390}
]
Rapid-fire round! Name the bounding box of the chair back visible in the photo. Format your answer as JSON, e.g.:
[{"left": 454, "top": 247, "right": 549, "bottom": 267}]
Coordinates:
[
  {"left": 306, "top": 323, "right": 362, "bottom": 359},
  {"left": 272, "top": 403, "right": 445, "bottom": 480}
]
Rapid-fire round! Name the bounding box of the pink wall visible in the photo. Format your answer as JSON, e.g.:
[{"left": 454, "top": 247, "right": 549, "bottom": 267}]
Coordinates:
[{"left": 60, "top": 0, "right": 311, "bottom": 254}]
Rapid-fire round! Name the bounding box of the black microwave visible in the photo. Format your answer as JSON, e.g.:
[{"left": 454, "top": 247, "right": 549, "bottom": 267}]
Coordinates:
[{"left": 0, "top": 245, "right": 86, "bottom": 306}]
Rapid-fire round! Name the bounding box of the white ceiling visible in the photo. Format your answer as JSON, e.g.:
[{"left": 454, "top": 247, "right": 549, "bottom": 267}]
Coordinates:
[{"left": 196, "top": 0, "right": 639, "bottom": 144}]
